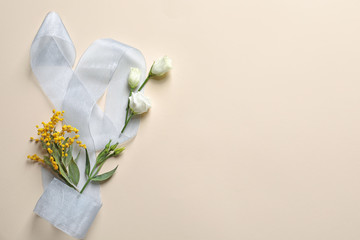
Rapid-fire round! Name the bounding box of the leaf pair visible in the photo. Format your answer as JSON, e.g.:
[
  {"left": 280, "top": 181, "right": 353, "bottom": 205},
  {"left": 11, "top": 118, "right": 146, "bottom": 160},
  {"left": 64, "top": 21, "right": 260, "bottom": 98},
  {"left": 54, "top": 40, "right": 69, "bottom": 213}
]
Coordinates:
[
  {"left": 85, "top": 148, "right": 118, "bottom": 182},
  {"left": 80, "top": 141, "right": 124, "bottom": 193}
]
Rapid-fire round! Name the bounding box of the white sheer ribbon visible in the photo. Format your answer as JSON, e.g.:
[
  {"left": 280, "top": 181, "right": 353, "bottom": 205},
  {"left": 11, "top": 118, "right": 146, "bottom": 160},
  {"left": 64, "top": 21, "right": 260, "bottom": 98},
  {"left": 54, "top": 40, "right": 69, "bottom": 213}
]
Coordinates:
[{"left": 30, "top": 12, "right": 146, "bottom": 238}]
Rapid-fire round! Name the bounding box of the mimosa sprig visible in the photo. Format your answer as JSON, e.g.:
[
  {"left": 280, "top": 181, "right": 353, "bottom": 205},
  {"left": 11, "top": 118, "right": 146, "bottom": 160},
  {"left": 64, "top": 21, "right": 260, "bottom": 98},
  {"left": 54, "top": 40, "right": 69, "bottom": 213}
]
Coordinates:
[
  {"left": 28, "top": 110, "right": 124, "bottom": 193},
  {"left": 27, "top": 110, "right": 86, "bottom": 191}
]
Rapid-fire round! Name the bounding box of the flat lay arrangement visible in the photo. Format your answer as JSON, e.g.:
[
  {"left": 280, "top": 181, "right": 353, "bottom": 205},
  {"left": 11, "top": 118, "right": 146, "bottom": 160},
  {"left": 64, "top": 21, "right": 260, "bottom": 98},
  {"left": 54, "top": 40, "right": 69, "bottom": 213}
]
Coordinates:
[
  {"left": 27, "top": 12, "right": 172, "bottom": 239},
  {"left": 1, "top": 1, "right": 357, "bottom": 240}
]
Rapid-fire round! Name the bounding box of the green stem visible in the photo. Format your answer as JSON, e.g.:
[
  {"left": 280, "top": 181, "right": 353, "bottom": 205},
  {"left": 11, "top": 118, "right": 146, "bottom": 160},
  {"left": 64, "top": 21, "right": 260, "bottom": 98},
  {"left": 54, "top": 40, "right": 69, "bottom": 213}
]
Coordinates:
[
  {"left": 80, "top": 159, "right": 107, "bottom": 193},
  {"left": 93, "top": 161, "right": 106, "bottom": 177},
  {"left": 80, "top": 178, "right": 90, "bottom": 193},
  {"left": 89, "top": 163, "right": 97, "bottom": 179},
  {"left": 81, "top": 163, "right": 100, "bottom": 193},
  {"left": 138, "top": 67, "right": 153, "bottom": 91},
  {"left": 80, "top": 162, "right": 98, "bottom": 193},
  {"left": 125, "top": 90, "right": 133, "bottom": 122},
  {"left": 121, "top": 113, "right": 133, "bottom": 133}
]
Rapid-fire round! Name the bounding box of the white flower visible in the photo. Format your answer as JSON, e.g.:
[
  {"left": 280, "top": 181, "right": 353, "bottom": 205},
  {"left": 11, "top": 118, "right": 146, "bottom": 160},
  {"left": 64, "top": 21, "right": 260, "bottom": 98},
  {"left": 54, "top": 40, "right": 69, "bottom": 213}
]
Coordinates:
[
  {"left": 151, "top": 56, "right": 172, "bottom": 76},
  {"left": 129, "top": 92, "right": 151, "bottom": 114},
  {"left": 128, "top": 67, "right": 141, "bottom": 89}
]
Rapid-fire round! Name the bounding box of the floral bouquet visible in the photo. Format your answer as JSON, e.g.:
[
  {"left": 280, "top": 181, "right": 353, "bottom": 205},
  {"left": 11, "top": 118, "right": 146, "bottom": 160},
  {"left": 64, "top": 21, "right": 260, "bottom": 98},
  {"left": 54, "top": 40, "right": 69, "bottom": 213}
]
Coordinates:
[{"left": 28, "top": 12, "right": 172, "bottom": 239}]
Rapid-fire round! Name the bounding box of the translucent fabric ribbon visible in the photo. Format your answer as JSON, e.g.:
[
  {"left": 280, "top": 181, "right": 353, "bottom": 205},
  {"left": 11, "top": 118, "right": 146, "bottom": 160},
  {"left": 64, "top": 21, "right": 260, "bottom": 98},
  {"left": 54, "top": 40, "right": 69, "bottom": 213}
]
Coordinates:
[
  {"left": 34, "top": 178, "right": 102, "bottom": 239},
  {"left": 30, "top": 12, "right": 146, "bottom": 238}
]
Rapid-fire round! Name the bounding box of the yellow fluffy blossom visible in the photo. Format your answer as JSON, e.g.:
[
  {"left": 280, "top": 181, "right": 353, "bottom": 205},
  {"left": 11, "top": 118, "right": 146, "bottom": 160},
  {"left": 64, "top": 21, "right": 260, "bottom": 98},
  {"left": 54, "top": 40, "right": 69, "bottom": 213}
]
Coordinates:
[
  {"left": 28, "top": 109, "right": 86, "bottom": 174},
  {"left": 27, "top": 154, "right": 44, "bottom": 164},
  {"left": 53, "top": 164, "right": 59, "bottom": 171},
  {"left": 50, "top": 156, "right": 58, "bottom": 171}
]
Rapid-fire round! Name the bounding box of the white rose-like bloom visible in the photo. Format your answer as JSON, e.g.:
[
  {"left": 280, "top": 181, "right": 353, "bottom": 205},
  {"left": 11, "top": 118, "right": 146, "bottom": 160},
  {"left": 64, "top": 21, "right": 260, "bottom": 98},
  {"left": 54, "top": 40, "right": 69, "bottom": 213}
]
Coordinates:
[
  {"left": 128, "top": 67, "right": 141, "bottom": 89},
  {"left": 129, "top": 92, "right": 151, "bottom": 114},
  {"left": 151, "top": 56, "right": 172, "bottom": 76}
]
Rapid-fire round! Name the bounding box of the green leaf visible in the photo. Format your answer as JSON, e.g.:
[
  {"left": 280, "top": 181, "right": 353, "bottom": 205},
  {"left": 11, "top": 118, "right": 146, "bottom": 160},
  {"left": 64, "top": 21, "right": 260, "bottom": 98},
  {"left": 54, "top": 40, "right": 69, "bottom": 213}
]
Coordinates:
[
  {"left": 63, "top": 145, "right": 73, "bottom": 167},
  {"left": 96, "top": 154, "right": 108, "bottom": 166},
  {"left": 97, "top": 140, "right": 112, "bottom": 159},
  {"left": 62, "top": 137, "right": 69, "bottom": 144},
  {"left": 59, "top": 167, "right": 72, "bottom": 185},
  {"left": 68, "top": 158, "right": 80, "bottom": 186},
  {"left": 52, "top": 146, "right": 66, "bottom": 173},
  {"left": 96, "top": 145, "right": 110, "bottom": 165},
  {"left": 91, "top": 166, "right": 118, "bottom": 182},
  {"left": 43, "top": 156, "right": 52, "bottom": 168},
  {"left": 53, "top": 144, "right": 61, "bottom": 160},
  {"left": 85, "top": 149, "right": 90, "bottom": 178},
  {"left": 74, "top": 151, "right": 80, "bottom": 163},
  {"left": 53, "top": 152, "right": 73, "bottom": 186}
]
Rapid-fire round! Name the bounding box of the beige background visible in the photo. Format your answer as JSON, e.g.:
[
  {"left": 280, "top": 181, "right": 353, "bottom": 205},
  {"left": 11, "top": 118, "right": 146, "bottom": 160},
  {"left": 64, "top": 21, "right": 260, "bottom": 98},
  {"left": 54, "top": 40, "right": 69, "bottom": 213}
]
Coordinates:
[{"left": 1, "top": 0, "right": 360, "bottom": 239}]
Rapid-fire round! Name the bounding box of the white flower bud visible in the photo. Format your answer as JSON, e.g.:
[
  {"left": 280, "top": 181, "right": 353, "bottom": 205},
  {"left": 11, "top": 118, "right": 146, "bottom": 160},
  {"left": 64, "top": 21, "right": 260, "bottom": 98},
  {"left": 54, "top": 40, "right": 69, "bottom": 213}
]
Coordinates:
[
  {"left": 129, "top": 92, "right": 151, "bottom": 114},
  {"left": 151, "top": 56, "right": 172, "bottom": 76},
  {"left": 128, "top": 67, "right": 141, "bottom": 89}
]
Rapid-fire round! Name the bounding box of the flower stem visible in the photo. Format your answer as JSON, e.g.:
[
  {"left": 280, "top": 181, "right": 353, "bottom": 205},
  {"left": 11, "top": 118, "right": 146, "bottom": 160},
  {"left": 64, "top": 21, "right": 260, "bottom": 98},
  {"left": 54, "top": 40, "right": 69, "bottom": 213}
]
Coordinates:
[
  {"left": 80, "top": 178, "right": 91, "bottom": 193},
  {"left": 125, "top": 90, "right": 133, "bottom": 122},
  {"left": 93, "top": 161, "right": 105, "bottom": 177},
  {"left": 138, "top": 66, "right": 153, "bottom": 91},
  {"left": 80, "top": 161, "right": 106, "bottom": 193},
  {"left": 138, "top": 76, "right": 149, "bottom": 91},
  {"left": 121, "top": 113, "right": 133, "bottom": 133}
]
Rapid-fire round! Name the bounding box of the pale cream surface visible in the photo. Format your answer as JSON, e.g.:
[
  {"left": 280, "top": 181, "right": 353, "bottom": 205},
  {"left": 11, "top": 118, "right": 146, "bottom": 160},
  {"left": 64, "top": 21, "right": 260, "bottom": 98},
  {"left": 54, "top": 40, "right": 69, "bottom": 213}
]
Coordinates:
[{"left": 1, "top": 0, "right": 360, "bottom": 239}]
